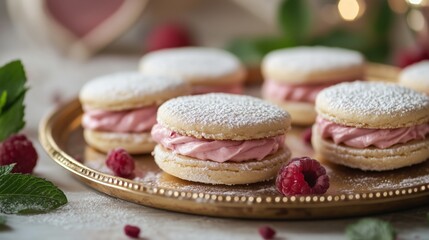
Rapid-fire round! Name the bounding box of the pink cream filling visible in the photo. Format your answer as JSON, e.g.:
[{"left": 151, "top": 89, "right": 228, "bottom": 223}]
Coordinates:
[
  {"left": 151, "top": 124, "right": 285, "bottom": 162},
  {"left": 316, "top": 117, "right": 429, "bottom": 149},
  {"left": 82, "top": 105, "right": 158, "bottom": 133},
  {"left": 192, "top": 83, "right": 243, "bottom": 95},
  {"left": 262, "top": 79, "right": 352, "bottom": 103}
]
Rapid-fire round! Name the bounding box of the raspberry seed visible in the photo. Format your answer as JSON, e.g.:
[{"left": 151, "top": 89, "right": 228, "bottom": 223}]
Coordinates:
[{"left": 276, "top": 157, "right": 330, "bottom": 196}]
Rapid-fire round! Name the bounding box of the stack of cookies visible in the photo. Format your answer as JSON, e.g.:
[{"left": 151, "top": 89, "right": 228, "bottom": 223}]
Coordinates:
[
  {"left": 80, "top": 72, "right": 190, "bottom": 154},
  {"left": 312, "top": 81, "right": 429, "bottom": 171},
  {"left": 261, "top": 46, "right": 365, "bottom": 125}
]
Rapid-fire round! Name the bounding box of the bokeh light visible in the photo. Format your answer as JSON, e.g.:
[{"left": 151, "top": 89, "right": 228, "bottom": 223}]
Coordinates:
[
  {"left": 337, "top": 0, "right": 366, "bottom": 21},
  {"left": 388, "top": 0, "right": 409, "bottom": 14},
  {"left": 407, "top": 9, "right": 426, "bottom": 31}
]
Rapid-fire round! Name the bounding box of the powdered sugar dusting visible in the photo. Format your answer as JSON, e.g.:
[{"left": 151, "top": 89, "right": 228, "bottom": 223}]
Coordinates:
[
  {"left": 159, "top": 93, "right": 290, "bottom": 131},
  {"left": 79, "top": 72, "right": 186, "bottom": 104},
  {"left": 337, "top": 171, "right": 429, "bottom": 193},
  {"left": 19, "top": 192, "right": 155, "bottom": 230},
  {"left": 263, "top": 46, "right": 364, "bottom": 72},
  {"left": 139, "top": 47, "right": 243, "bottom": 81},
  {"left": 317, "top": 81, "right": 429, "bottom": 119}
]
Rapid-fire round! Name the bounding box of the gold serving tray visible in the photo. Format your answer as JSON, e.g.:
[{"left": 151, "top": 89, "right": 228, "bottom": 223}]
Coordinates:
[{"left": 39, "top": 64, "right": 429, "bottom": 219}]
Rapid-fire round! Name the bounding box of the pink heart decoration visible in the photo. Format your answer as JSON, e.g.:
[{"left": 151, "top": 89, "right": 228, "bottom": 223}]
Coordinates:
[
  {"left": 6, "top": 0, "right": 147, "bottom": 59},
  {"left": 45, "top": 0, "right": 126, "bottom": 38}
]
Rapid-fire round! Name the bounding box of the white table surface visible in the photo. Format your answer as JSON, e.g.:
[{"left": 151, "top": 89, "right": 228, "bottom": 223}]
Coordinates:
[{"left": 1, "top": 4, "right": 429, "bottom": 240}]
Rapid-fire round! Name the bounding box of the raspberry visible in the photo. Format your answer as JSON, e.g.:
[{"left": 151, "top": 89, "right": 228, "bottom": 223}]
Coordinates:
[
  {"left": 258, "top": 226, "right": 276, "bottom": 240},
  {"left": 276, "top": 157, "right": 329, "bottom": 196},
  {"left": 106, "top": 148, "right": 135, "bottom": 178},
  {"left": 395, "top": 47, "right": 429, "bottom": 68},
  {"left": 0, "top": 134, "right": 38, "bottom": 174},
  {"left": 302, "top": 127, "right": 312, "bottom": 145},
  {"left": 124, "top": 225, "right": 140, "bottom": 238},
  {"left": 145, "top": 23, "right": 192, "bottom": 52}
]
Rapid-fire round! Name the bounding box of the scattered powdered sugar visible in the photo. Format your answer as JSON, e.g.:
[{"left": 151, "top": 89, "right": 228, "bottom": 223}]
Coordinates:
[
  {"left": 340, "top": 174, "right": 429, "bottom": 194},
  {"left": 79, "top": 72, "right": 186, "bottom": 103},
  {"left": 139, "top": 47, "right": 242, "bottom": 81},
  {"left": 373, "top": 174, "right": 429, "bottom": 190},
  {"left": 331, "top": 163, "right": 429, "bottom": 193},
  {"left": 317, "top": 81, "right": 429, "bottom": 117},
  {"left": 263, "top": 46, "right": 364, "bottom": 73},
  {"left": 135, "top": 172, "right": 279, "bottom": 198},
  {"left": 134, "top": 171, "right": 159, "bottom": 184},
  {"left": 17, "top": 192, "right": 155, "bottom": 230},
  {"left": 158, "top": 93, "right": 290, "bottom": 130}
]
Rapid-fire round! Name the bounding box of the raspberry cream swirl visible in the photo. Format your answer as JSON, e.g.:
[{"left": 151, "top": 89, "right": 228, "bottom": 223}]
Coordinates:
[
  {"left": 317, "top": 117, "right": 429, "bottom": 149},
  {"left": 262, "top": 80, "right": 329, "bottom": 103},
  {"left": 82, "top": 105, "right": 157, "bottom": 133},
  {"left": 151, "top": 124, "right": 285, "bottom": 162},
  {"left": 262, "top": 79, "right": 359, "bottom": 103}
]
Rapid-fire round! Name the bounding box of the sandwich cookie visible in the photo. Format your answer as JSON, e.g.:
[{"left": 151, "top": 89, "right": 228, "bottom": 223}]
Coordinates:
[
  {"left": 139, "top": 47, "right": 246, "bottom": 94},
  {"left": 151, "top": 93, "right": 291, "bottom": 185},
  {"left": 262, "top": 46, "right": 365, "bottom": 125},
  {"left": 312, "top": 81, "right": 429, "bottom": 171},
  {"left": 80, "top": 72, "right": 190, "bottom": 154},
  {"left": 399, "top": 60, "right": 429, "bottom": 95}
]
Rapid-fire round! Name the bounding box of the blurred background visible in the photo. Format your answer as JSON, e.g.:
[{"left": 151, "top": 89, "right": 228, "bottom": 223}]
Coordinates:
[{"left": 0, "top": 0, "right": 428, "bottom": 128}]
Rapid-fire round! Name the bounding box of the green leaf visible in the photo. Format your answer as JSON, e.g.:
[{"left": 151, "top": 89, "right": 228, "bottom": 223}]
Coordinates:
[
  {"left": 0, "top": 60, "right": 27, "bottom": 109},
  {"left": 0, "top": 90, "right": 25, "bottom": 141},
  {"left": 371, "top": 1, "right": 393, "bottom": 38},
  {"left": 0, "top": 60, "right": 27, "bottom": 140},
  {"left": 278, "top": 0, "right": 311, "bottom": 44},
  {"left": 346, "top": 218, "right": 396, "bottom": 240},
  {"left": 310, "top": 29, "right": 367, "bottom": 51},
  {"left": 0, "top": 174, "right": 68, "bottom": 214},
  {"left": 0, "top": 91, "right": 7, "bottom": 114},
  {"left": 0, "top": 164, "right": 15, "bottom": 176},
  {"left": 227, "top": 39, "right": 265, "bottom": 65},
  {"left": 226, "top": 37, "right": 296, "bottom": 65},
  {"left": 363, "top": 1, "right": 394, "bottom": 63},
  {"left": 0, "top": 215, "right": 5, "bottom": 225}
]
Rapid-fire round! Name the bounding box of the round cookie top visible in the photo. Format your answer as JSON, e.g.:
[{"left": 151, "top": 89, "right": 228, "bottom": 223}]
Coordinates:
[
  {"left": 139, "top": 47, "right": 245, "bottom": 85},
  {"left": 157, "top": 93, "right": 291, "bottom": 140},
  {"left": 316, "top": 81, "right": 429, "bottom": 129},
  {"left": 262, "top": 46, "right": 364, "bottom": 84},
  {"left": 79, "top": 72, "right": 190, "bottom": 111},
  {"left": 399, "top": 60, "right": 429, "bottom": 94}
]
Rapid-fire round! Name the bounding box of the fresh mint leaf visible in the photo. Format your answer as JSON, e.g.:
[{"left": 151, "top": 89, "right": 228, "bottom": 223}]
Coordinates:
[
  {"left": 0, "top": 60, "right": 27, "bottom": 141},
  {"left": 0, "top": 91, "right": 25, "bottom": 141},
  {"left": 0, "top": 164, "right": 15, "bottom": 176},
  {"left": 346, "top": 218, "right": 396, "bottom": 240},
  {"left": 0, "top": 60, "right": 27, "bottom": 109},
  {"left": 0, "top": 91, "right": 7, "bottom": 114},
  {"left": 278, "top": 0, "right": 311, "bottom": 44},
  {"left": 0, "top": 174, "right": 67, "bottom": 214},
  {"left": 0, "top": 215, "right": 5, "bottom": 226}
]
